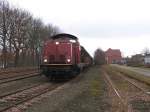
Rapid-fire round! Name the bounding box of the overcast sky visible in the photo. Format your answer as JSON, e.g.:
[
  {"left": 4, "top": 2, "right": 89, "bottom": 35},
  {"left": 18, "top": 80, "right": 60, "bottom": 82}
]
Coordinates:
[{"left": 8, "top": 0, "right": 150, "bottom": 57}]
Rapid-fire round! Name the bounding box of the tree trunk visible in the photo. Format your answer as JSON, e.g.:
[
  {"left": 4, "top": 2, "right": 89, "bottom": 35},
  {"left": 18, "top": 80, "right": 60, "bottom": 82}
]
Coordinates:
[
  {"left": 14, "top": 49, "right": 19, "bottom": 67},
  {"left": 2, "top": 4, "right": 7, "bottom": 68}
]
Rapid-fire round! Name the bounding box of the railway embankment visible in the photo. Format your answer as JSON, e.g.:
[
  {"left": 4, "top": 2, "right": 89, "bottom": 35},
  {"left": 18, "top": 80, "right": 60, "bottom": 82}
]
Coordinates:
[
  {"left": 24, "top": 66, "right": 111, "bottom": 112},
  {"left": 111, "top": 64, "right": 150, "bottom": 77},
  {"left": 103, "top": 65, "right": 150, "bottom": 112},
  {"left": 1, "top": 65, "right": 149, "bottom": 112},
  {"left": 110, "top": 65, "right": 150, "bottom": 85}
]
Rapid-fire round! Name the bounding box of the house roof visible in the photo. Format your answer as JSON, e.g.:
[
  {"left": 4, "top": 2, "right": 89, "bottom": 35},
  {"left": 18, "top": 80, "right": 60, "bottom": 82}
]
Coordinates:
[{"left": 105, "top": 48, "right": 121, "bottom": 56}]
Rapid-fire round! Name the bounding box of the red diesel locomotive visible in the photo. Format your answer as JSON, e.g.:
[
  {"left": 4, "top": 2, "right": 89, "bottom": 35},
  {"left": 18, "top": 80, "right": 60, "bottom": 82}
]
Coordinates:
[{"left": 40, "top": 33, "right": 92, "bottom": 79}]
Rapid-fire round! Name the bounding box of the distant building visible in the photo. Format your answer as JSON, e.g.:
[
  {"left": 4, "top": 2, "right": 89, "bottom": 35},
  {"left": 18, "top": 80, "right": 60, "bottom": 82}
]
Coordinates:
[
  {"left": 126, "top": 54, "right": 144, "bottom": 66},
  {"left": 105, "top": 48, "right": 122, "bottom": 64},
  {"left": 132, "top": 54, "right": 144, "bottom": 63},
  {"left": 144, "top": 54, "right": 150, "bottom": 65},
  {"left": 120, "top": 58, "right": 127, "bottom": 65}
]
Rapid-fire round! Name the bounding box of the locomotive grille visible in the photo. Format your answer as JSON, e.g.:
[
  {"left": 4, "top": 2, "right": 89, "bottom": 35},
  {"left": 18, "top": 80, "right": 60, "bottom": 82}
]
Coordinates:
[
  {"left": 59, "top": 55, "right": 66, "bottom": 63},
  {"left": 49, "top": 55, "right": 66, "bottom": 64},
  {"left": 49, "top": 55, "right": 55, "bottom": 63}
]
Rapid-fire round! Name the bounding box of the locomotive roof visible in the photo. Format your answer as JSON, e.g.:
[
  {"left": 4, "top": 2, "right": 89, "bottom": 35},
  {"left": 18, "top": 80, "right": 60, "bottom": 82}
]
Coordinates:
[{"left": 51, "top": 33, "right": 78, "bottom": 40}]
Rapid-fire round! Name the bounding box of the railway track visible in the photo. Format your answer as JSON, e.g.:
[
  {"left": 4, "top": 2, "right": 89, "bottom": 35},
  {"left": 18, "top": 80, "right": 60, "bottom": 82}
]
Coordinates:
[
  {"left": 103, "top": 67, "right": 150, "bottom": 112},
  {"left": 0, "top": 82, "right": 62, "bottom": 112},
  {"left": 0, "top": 68, "right": 84, "bottom": 112},
  {"left": 0, "top": 71, "right": 39, "bottom": 80},
  {"left": 0, "top": 72, "right": 40, "bottom": 85},
  {"left": 103, "top": 71, "right": 128, "bottom": 112},
  {"left": 117, "top": 72, "right": 150, "bottom": 97},
  {"left": 0, "top": 83, "right": 42, "bottom": 99},
  {"left": 0, "top": 68, "right": 38, "bottom": 80},
  {"left": 0, "top": 67, "right": 37, "bottom": 75}
]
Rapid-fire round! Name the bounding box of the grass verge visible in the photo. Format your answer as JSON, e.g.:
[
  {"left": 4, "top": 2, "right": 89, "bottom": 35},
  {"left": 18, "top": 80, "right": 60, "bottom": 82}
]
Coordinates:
[{"left": 105, "top": 65, "right": 150, "bottom": 86}]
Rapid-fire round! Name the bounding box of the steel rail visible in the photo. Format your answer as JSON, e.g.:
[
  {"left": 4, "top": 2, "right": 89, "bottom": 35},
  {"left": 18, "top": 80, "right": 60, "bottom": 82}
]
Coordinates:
[
  {"left": 0, "top": 68, "right": 37, "bottom": 74},
  {"left": 118, "top": 73, "right": 150, "bottom": 96},
  {"left": 0, "top": 71, "right": 38, "bottom": 80},
  {"left": 0, "top": 83, "right": 61, "bottom": 112},
  {"left": 0, "top": 73, "right": 39, "bottom": 85},
  {"left": 103, "top": 71, "right": 128, "bottom": 112},
  {"left": 0, "top": 83, "right": 42, "bottom": 98}
]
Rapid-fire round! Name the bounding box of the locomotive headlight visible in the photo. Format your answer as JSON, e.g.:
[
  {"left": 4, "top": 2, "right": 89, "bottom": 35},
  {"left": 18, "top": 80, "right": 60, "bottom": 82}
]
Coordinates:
[
  {"left": 69, "top": 40, "right": 76, "bottom": 43},
  {"left": 55, "top": 42, "right": 59, "bottom": 45},
  {"left": 67, "top": 59, "right": 71, "bottom": 62},
  {"left": 43, "top": 59, "right": 48, "bottom": 63}
]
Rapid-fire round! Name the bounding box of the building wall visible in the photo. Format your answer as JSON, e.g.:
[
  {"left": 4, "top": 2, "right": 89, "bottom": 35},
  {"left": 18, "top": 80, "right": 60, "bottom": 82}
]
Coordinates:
[
  {"left": 144, "top": 56, "right": 150, "bottom": 64},
  {"left": 105, "top": 48, "right": 122, "bottom": 64}
]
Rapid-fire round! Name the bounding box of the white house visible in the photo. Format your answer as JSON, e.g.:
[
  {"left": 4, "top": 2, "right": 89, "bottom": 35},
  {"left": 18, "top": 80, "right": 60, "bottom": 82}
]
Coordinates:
[{"left": 144, "top": 54, "right": 150, "bottom": 64}]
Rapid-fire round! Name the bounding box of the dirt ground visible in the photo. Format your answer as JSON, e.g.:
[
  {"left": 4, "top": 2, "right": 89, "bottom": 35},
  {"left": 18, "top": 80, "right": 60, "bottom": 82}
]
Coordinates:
[{"left": 24, "top": 66, "right": 111, "bottom": 112}]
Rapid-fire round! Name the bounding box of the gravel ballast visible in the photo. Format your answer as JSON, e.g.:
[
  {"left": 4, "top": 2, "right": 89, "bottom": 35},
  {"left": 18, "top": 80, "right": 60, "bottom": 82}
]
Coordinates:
[{"left": 25, "top": 66, "right": 110, "bottom": 112}]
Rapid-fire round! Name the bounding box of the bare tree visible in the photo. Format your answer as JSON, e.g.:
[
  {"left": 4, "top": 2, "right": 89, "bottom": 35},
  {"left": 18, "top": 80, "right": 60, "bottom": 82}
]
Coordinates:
[
  {"left": 142, "top": 47, "right": 150, "bottom": 55},
  {"left": 0, "top": 0, "right": 61, "bottom": 68},
  {"left": 27, "top": 18, "right": 43, "bottom": 66},
  {"left": 43, "top": 24, "right": 60, "bottom": 40},
  {"left": 0, "top": 1, "right": 10, "bottom": 68},
  {"left": 9, "top": 9, "right": 32, "bottom": 66},
  {"left": 94, "top": 48, "right": 106, "bottom": 65}
]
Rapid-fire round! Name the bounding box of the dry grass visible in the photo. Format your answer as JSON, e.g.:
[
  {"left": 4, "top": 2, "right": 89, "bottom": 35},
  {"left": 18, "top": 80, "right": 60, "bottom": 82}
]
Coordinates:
[
  {"left": 103, "top": 65, "right": 139, "bottom": 93},
  {"left": 103, "top": 65, "right": 150, "bottom": 112}
]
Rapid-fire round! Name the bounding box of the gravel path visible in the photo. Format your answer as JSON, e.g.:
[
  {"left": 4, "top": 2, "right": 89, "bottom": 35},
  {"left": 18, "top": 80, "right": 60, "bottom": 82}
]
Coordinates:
[
  {"left": 25, "top": 66, "right": 111, "bottom": 112},
  {"left": 112, "top": 64, "right": 150, "bottom": 77}
]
